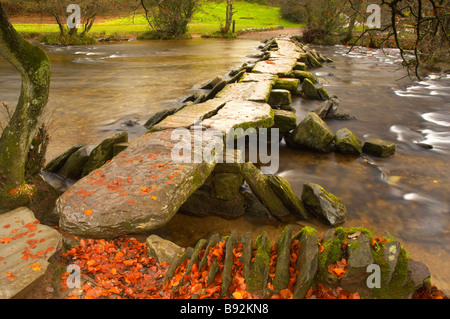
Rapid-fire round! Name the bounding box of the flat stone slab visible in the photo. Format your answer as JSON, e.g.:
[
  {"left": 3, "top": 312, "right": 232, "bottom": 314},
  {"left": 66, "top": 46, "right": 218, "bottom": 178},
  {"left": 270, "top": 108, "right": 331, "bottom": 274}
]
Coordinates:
[
  {"left": 0, "top": 207, "right": 61, "bottom": 299},
  {"left": 216, "top": 81, "right": 273, "bottom": 103},
  {"left": 149, "top": 98, "right": 228, "bottom": 132},
  {"left": 241, "top": 72, "right": 277, "bottom": 83},
  {"left": 252, "top": 58, "right": 298, "bottom": 77},
  {"left": 202, "top": 100, "right": 274, "bottom": 137},
  {"left": 56, "top": 129, "right": 219, "bottom": 238},
  {"left": 275, "top": 38, "right": 303, "bottom": 59}
]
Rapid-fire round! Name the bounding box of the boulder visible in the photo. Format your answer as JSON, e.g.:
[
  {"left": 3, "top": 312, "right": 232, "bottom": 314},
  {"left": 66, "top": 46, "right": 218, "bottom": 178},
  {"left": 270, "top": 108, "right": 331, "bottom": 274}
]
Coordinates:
[
  {"left": 211, "top": 173, "right": 243, "bottom": 201},
  {"left": 306, "top": 52, "right": 323, "bottom": 67},
  {"left": 317, "top": 87, "right": 330, "bottom": 100},
  {"left": 335, "top": 128, "right": 362, "bottom": 155},
  {"left": 301, "top": 79, "right": 322, "bottom": 100},
  {"left": 273, "top": 78, "right": 300, "bottom": 94},
  {"left": 146, "top": 234, "right": 183, "bottom": 264},
  {"left": 0, "top": 207, "right": 61, "bottom": 299},
  {"left": 268, "top": 89, "right": 292, "bottom": 107},
  {"left": 273, "top": 109, "right": 297, "bottom": 135},
  {"left": 241, "top": 162, "right": 290, "bottom": 217},
  {"left": 267, "top": 174, "right": 310, "bottom": 220},
  {"left": 82, "top": 131, "right": 129, "bottom": 177},
  {"left": 301, "top": 183, "right": 347, "bottom": 226},
  {"left": 314, "top": 97, "right": 340, "bottom": 119},
  {"left": 290, "top": 112, "right": 335, "bottom": 152},
  {"left": 178, "top": 187, "right": 246, "bottom": 219},
  {"left": 44, "top": 144, "right": 85, "bottom": 173},
  {"left": 363, "top": 138, "right": 396, "bottom": 157},
  {"left": 144, "top": 108, "right": 178, "bottom": 129},
  {"left": 58, "top": 145, "right": 95, "bottom": 180}
]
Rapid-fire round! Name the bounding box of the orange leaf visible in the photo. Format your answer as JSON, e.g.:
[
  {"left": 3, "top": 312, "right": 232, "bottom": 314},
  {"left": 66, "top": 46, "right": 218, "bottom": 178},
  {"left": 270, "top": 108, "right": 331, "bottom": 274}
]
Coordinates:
[
  {"left": 0, "top": 238, "right": 12, "bottom": 244},
  {"left": 85, "top": 209, "right": 93, "bottom": 216},
  {"left": 151, "top": 196, "right": 157, "bottom": 201}
]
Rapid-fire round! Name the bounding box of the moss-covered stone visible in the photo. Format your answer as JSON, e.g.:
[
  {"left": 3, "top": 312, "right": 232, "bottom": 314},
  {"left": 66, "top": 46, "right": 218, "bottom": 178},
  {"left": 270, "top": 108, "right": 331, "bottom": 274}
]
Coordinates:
[
  {"left": 293, "top": 62, "right": 306, "bottom": 71},
  {"left": 268, "top": 174, "right": 310, "bottom": 220},
  {"left": 273, "top": 225, "right": 293, "bottom": 293},
  {"left": 247, "top": 232, "right": 271, "bottom": 296},
  {"left": 272, "top": 109, "right": 297, "bottom": 135},
  {"left": 317, "top": 87, "right": 330, "bottom": 100},
  {"left": 268, "top": 89, "right": 292, "bottom": 107},
  {"left": 363, "top": 138, "right": 396, "bottom": 157},
  {"left": 301, "top": 79, "right": 321, "bottom": 100},
  {"left": 211, "top": 173, "right": 243, "bottom": 201},
  {"left": 241, "top": 162, "right": 290, "bottom": 217},
  {"left": 273, "top": 78, "right": 300, "bottom": 94},
  {"left": 301, "top": 183, "right": 347, "bottom": 226},
  {"left": 44, "top": 144, "right": 85, "bottom": 173},
  {"left": 335, "top": 128, "right": 362, "bottom": 156},
  {"left": 144, "top": 108, "right": 178, "bottom": 129},
  {"left": 290, "top": 112, "right": 335, "bottom": 152},
  {"left": 293, "top": 70, "right": 316, "bottom": 83},
  {"left": 293, "top": 228, "right": 319, "bottom": 298},
  {"left": 221, "top": 230, "right": 238, "bottom": 297},
  {"left": 82, "top": 131, "right": 128, "bottom": 177},
  {"left": 58, "top": 145, "right": 94, "bottom": 180}
]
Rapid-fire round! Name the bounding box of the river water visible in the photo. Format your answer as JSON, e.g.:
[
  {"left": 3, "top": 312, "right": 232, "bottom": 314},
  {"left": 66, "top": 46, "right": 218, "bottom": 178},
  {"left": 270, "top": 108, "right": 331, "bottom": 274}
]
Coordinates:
[{"left": 0, "top": 38, "right": 448, "bottom": 294}]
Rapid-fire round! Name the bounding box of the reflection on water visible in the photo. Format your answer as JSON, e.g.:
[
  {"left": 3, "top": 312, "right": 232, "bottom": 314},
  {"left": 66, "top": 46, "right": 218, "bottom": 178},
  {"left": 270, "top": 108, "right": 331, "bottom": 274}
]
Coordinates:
[{"left": 0, "top": 39, "right": 449, "bottom": 294}]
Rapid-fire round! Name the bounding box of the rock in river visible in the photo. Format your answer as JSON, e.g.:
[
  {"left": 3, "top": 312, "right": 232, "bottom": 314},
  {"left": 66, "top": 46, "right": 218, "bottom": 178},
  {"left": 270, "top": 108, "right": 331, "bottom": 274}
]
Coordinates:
[
  {"left": 362, "top": 138, "right": 396, "bottom": 157},
  {"left": 301, "top": 183, "right": 347, "bottom": 226},
  {"left": 289, "top": 112, "right": 335, "bottom": 152}
]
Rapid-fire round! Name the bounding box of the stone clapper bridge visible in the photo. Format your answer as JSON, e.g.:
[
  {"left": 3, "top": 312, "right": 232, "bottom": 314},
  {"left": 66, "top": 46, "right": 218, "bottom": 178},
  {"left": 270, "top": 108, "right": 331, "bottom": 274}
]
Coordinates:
[
  {"left": 3, "top": 36, "right": 437, "bottom": 299},
  {"left": 55, "top": 36, "right": 332, "bottom": 238}
]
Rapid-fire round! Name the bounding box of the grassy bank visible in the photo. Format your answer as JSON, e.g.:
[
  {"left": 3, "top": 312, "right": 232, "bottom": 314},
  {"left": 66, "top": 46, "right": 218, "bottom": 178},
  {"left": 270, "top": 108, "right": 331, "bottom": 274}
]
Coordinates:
[{"left": 13, "top": 1, "right": 303, "bottom": 43}]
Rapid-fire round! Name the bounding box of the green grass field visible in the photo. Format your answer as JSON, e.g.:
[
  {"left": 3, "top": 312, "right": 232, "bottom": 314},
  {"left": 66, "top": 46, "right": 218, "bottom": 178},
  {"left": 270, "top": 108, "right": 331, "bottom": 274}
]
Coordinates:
[{"left": 13, "top": 1, "right": 302, "bottom": 38}]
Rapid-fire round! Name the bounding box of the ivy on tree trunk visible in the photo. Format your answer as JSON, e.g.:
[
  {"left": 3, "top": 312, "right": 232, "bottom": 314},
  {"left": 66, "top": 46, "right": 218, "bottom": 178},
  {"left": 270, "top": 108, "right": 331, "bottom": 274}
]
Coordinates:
[{"left": 0, "top": 3, "right": 51, "bottom": 211}]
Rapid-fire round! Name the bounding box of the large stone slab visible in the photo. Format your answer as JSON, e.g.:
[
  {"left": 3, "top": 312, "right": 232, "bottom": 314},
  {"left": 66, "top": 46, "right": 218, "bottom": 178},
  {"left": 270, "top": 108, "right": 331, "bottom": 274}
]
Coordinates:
[
  {"left": 216, "top": 81, "right": 273, "bottom": 103},
  {"left": 252, "top": 58, "right": 298, "bottom": 77},
  {"left": 56, "top": 129, "right": 220, "bottom": 238},
  {"left": 202, "top": 100, "right": 274, "bottom": 137},
  {"left": 149, "top": 98, "right": 228, "bottom": 132},
  {"left": 240, "top": 72, "right": 277, "bottom": 83},
  {"left": 275, "top": 38, "right": 303, "bottom": 59},
  {"left": 0, "top": 207, "right": 61, "bottom": 299}
]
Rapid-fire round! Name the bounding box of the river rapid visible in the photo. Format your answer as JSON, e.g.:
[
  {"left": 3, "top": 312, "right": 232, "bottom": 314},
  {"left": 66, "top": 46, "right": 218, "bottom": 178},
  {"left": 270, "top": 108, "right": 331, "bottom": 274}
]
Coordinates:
[{"left": 0, "top": 38, "right": 448, "bottom": 294}]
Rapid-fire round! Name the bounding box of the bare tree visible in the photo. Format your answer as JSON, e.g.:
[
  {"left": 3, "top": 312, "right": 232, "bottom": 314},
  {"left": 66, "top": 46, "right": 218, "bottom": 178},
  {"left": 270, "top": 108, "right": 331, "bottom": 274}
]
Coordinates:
[{"left": 346, "top": 0, "right": 450, "bottom": 79}]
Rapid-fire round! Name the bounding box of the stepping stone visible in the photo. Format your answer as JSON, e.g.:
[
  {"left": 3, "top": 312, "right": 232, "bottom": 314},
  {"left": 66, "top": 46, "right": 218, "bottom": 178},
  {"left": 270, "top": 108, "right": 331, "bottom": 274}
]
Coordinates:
[
  {"left": 240, "top": 72, "right": 277, "bottom": 83},
  {"left": 253, "top": 58, "right": 298, "bottom": 77},
  {"left": 55, "top": 129, "right": 220, "bottom": 238},
  {"left": 0, "top": 207, "right": 61, "bottom": 299},
  {"left": 216, "top": 81, "right": 273, "bottom": 103},
  {"left": 202, "top": 100, "right": 274, "bottom": 137},
  {"left": 149, "top": 98, "right": 228, "bottom": 132}
]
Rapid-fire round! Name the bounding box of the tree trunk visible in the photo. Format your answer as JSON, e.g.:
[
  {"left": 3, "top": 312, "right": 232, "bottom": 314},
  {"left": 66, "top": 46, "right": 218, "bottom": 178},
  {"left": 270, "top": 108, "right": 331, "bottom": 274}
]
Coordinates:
[
  {"left": 224, "top": 1, "right": 234, "bottom": 34},
  {"left": 0, "top": 3, "right": 51, "bottom": 211}
]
